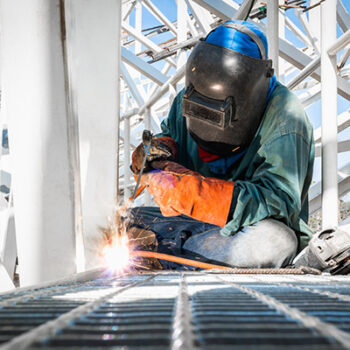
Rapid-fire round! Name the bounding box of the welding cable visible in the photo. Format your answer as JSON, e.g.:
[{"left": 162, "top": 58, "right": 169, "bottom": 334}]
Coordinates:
[{"left": 131, "top": 250, "right": 230, "bottom": 270}]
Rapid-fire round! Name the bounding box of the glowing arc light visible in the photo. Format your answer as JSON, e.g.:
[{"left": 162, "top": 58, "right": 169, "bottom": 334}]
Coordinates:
[{"left": 102, "top": 234, "right": 130, "bottom": 272}]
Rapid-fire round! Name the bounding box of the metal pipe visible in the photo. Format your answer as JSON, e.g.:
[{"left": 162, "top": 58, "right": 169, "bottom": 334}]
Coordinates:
[
  {"left": 122, "top": 21, "right": 176, "bottom": 67},
  {"left": 177, "top": 0, "right": 188, "bottom": 70},
  {"left": 148, "top": 62, "right": 172, "bottom": 104},
  {"left": 267, "top": 0, "right": 279, "bottom": 78},
  {"left": 287, "top": 56, "right": 320, "bottom": 90},
  {"left": 296, "top": 7, "right": 320, "bottom": 54},
  {"left": 321, "top": 0, "right": 338, "bottom": 229},
  {"left": 138, "top": 65, "right": 186, "bottom": 116},
  {"left": 142, "top": 0, "right": 177, "bottom": 35},
  {"left": 284, "top": 14, "right": 312, "bottom": 49},
  {"left": 135, "top": 0, "right": 142, "bottom": 55},
  {"left": 122, "top": 1, "right": 136, "bottom": 21},
  {"left": 121, "top": 108, "right": 139, "bottom": 121},
  {"left": 328, "top": 29, "right": 350, "bottom": 56},
  {"left": 185, "top": 0, "right": 212, "bottom": 34},
  {"left": 314, "top": 109, "right": 350, "bottom": 144},
  {"left": 315, "top": 140, "right": 350, "bottom": 158},
  {"left": 339, "top": 46, "right": 350, "bottom": 70}
]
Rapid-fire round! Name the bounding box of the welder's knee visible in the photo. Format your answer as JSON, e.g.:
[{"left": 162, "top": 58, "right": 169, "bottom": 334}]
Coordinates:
[{"left": 228, "top": 219, "right": 298, "bottom": 268}]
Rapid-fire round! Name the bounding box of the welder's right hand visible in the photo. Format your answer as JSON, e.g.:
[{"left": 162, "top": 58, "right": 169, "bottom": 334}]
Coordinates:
[{"left": 131, "top": 136, "right": 177, "bottom": 174}]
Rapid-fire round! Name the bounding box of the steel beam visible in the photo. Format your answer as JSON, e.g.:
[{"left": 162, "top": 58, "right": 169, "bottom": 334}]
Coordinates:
[
  {"left": 287, "top": 56, "right": 320, "bottom": 90},
  {"left": 142, "top": 0, "right": 177, "bottom": 35},
  {"left": 191, "top": 0, "right": 237, "bottom": 20},
  {"left": 122, "top": 47, "right": 168, "bottom": 85},
  {"left": 328, "top": 30, "right": 350, "bottom": 56},
  {"left": 121, "top": 63, "right": 145, "bottom": 107},
  {"left": 1, "top": 0, "right": 82, "bottom": 286},
  {"left": 296, "top": 8, "right": 320, "bottom": 54},
  {"left": 314, "top": 109, "right": 350, "bottom": 144},
  {"left": 315, "top": 140, "right": 350, "bottom": 158},
  {"left": 122, "top": 21, "right": 176, "bottom": 67},
  {"left": 337, "top": 0, "right": 350, "bottom": 33},
  {"left": 185, "top": 0, "right": 212, "bottom": 34},
  {"left": 177, "top": 0, "right": 188, "bottom": 71},
  {"left": 321, "top": 0, "right": 338, "bottom": 228},
  {"left": 339, "top": 46, "right": 350, "bottom": 70},
  {"left": 284, "top": 14, "right": 312, "bottom": 49},
  {"left": 280, "top": 39, "right": 350, "bottom": 101},
  {"left": 309, "top": 163, "right": 350, "bottom": 214},
  {"left": 307, "top": 0, "right": 321, "bottom": 52},
  {"left": 138, "top": 65, "right": 186, "bottom": 116},
  {"left": 65, "top": 0, "right": 121, "bottom": 269}
]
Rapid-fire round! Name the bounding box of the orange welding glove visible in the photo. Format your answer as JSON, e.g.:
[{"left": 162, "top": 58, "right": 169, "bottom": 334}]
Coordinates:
[
  {"left": 141, "top": 160, "right": 234, "bottom": 227},
  {"left": 131, "top": 136, "right": 177, "bottom": 174}
]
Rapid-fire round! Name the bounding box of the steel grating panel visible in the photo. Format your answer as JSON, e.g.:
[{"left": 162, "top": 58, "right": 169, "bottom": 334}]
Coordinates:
[{"left": 0, "top": 272, "right": 350, "bottom": 349}]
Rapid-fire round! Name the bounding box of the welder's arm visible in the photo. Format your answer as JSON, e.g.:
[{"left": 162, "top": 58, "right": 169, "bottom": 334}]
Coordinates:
[
  {"left": 222, "top": 132, "right": 314, "bottom": 249},
  {"left": 141, "top": 161, "right": 234, "bottom": 227},
  {"left": 131, "top": 136, "right": 177, "bottom": 174}
]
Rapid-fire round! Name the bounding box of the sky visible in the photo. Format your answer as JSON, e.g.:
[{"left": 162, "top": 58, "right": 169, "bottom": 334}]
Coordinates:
[{"left": 127, "top": 0, "right": 350, "bottom": 194}]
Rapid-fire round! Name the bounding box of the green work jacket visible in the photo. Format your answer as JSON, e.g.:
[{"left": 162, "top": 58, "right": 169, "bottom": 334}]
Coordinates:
[{"left": 158, "top": 82, "right": 315, "bottom": 251}]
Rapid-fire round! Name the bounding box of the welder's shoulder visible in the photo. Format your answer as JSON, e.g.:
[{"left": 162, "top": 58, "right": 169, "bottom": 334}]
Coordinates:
[
  {"left": 165, "top": 89, "right": 186, "bottom": 123},
  {"left": 263, "top": 83, "right": 313, "bottom": 145}
]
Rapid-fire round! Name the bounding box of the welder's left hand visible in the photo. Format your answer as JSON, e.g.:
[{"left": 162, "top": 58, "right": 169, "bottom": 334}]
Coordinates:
[{"left": 140, "top": 161, "right": 234, "bottom": 227}]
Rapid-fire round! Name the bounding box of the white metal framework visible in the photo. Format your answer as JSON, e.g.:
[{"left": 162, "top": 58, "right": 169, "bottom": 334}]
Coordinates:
[{"left": 0, "top": 0, "right": 349, "bottom": 289}]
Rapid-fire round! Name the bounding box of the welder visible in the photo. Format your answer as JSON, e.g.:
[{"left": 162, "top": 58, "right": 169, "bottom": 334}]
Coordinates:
[{"left": 129, "top": 20, "right": 315, "bottom": 269}]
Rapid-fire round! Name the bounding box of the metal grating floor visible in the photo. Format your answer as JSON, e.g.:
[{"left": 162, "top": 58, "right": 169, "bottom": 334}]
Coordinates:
[{"left": 1, "top": 271, "right": 350, "bottom": 349}]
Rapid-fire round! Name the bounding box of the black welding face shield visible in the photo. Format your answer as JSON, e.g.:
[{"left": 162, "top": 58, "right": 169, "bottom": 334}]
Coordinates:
[{"left": 182, "top": 23, "right": 274, "bottom": 155}]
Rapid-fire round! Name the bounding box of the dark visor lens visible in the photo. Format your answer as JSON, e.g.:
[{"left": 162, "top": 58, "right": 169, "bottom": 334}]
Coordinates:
[{"left": 182, "top": 89, "right": 232, "bottom": 130}]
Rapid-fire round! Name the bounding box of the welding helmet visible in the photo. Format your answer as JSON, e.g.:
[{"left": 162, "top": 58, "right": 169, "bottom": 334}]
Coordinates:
[{"left": 182, "top": 21, "right": 274, "bottom": 155}]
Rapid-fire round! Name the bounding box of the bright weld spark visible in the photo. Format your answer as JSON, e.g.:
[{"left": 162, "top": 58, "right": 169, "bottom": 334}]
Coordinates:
[
  {"left": 101, "top": 201, "right": 133, "bottom": 273},
  {"left": 101, "top": 201, "right": 158, "bottom": 272},
  {"left": 102, "top": 234, "right": 130, "bottom": 273}
]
